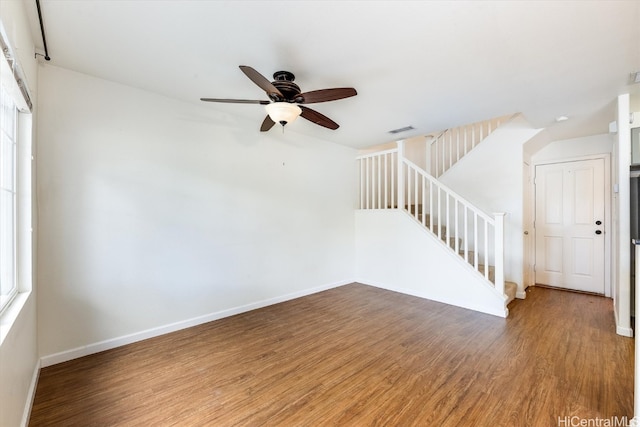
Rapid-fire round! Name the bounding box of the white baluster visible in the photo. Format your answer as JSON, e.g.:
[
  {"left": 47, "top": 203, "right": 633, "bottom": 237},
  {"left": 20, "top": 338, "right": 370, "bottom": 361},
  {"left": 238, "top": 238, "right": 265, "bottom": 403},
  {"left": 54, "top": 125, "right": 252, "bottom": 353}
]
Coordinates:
[
  {"left": 472, "top": 123, "right": 476, "bottom": 149},
  {"left": 441, "top": 134, "right": 445, "bottom": 175},
  {"left": 414, "top": 166, "right": 418, "bottom": 218},
  {"left": 433, "top": 138, "right": 437, "bottom": 177},
  {"left": 425, "top": 136, "right": 431, "bottom": 176},
  {"left": 455, "top": 128, "right": 460, "bottom": 164},
  {"left": 448, "top": 131, "right": 452, "bottom": 172},
  {"left": 463, "top": 125, "right": 468, "bottom": 156},
  {"left": 484, "top": 220, "right": 489, "bottom": 280},
  {"left": 446, "top": 193, "right": 450, "bottom": 248},
  {"left": 429, "top": 180, "right": 434, "bottom": 233},
  {"left": 365, "top": 157, "right": 370, "bottom": 209},
  {"left": 384, "top": 153, "right": 388, "bottom": 209},
  {"left": 397, "top": 140, "right": 404, "bottom": 210},
  {"left": 433, "top": 138, "right": 438, "bottom": 177},
  {"left": 474, "top": 213, "right": 479, "bottom": 269},
  {"left": 422, "top": 177, "right": 426, "bottom": 226},
  {"left": 454, "top": 201, "right": 459, "bottom": 253},
  {"left": 464, "top": 207, "right": 469, "bottom": 262},
  {"left": 407, "top": 165, "right": 412, "bottom": 213},
  {"left": 391, "top": 152, "right": 396, "bottom": 208},
  {"left": 437, "top": 186, "right": 442, "bottom": 239},
  {"left": 377, "top": 155, "right": 381, "bottom": 209},
  {"left": 494, "top": 213, "right": 505, "bottom": 295}
]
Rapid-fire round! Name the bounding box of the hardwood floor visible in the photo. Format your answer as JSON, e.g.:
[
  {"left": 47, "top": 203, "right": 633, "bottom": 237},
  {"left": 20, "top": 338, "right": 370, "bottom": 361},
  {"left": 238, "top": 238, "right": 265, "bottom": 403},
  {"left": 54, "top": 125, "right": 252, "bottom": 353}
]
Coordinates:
[{"left": 29, "top": 283, "right": 634, "bottom": 426}]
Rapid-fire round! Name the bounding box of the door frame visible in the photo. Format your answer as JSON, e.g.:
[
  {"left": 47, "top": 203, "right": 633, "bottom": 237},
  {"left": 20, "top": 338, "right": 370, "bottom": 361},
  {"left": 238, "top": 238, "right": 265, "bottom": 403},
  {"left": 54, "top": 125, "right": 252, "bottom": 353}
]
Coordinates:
[
  {"left": 522, "top": 156, "right": 534, "bottom": 295},
  {"left": 529, "top": 153, "right": 612, "bottom": 297}
]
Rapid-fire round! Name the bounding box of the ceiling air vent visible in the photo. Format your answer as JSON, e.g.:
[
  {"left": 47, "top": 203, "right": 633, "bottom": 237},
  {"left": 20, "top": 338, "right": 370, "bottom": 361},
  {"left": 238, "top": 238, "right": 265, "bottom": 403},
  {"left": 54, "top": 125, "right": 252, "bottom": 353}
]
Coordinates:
[{"left": 388, "top": 125, "right": 415, "bottom": 135}]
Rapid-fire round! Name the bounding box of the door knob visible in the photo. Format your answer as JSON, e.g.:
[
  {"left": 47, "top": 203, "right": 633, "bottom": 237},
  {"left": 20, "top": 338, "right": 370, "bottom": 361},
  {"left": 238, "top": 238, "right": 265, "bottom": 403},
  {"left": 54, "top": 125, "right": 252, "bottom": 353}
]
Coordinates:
[
  {"left": 595, "top": 230, "right": 602, "bottom": 235},
  {"left": 595, "top": 220, "right": 602, "bottom": 225},
  {"left": 524, "top": 231, "right": 529, "bottom": 235}
]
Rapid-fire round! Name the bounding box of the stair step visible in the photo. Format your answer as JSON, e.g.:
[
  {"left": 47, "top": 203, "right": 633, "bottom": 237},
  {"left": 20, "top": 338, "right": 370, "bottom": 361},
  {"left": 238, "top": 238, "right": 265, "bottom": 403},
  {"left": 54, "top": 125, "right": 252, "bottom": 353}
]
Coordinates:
[
  {"left": 458, "top": 250, "right": 476, "bottom": 263},
  {"left": 408, "top": 205, "right": 426, "bottom": 215},
  {"left": 407, "top": 206, "right": 514, "bottom": 301},
  {"left": 477, "top": 264, "right": 495, "bottom": 283},
  {"left": 505, "top": 281, "right": 517, "bottom": 304},
  {"left": 444, "top": 235, "right": 462, "bottom": 249},
  {"left": 406, "top": 207, "right": 456, "bottom": 245},
  {"left": 458, "top": 253, "right": 504, "bottom": 282},
  {"left": 408, "top": 208, "right": 432, "bottom": 224}
]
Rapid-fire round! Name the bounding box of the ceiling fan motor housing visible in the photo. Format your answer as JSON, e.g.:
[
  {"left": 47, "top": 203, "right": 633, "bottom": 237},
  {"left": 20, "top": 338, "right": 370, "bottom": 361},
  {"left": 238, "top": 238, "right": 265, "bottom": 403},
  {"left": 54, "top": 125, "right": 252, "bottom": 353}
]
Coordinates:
[{"left": 272, "top": 71, "right": 303, "bottom": 103}]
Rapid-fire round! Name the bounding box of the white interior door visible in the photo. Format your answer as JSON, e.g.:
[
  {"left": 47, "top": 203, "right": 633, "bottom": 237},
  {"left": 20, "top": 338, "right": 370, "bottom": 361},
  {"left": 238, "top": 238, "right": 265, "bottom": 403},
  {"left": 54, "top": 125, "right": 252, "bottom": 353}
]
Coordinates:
[
  {"left": 523, "top": 161, "right": 534, "bottom": 291},
  {"left": 535, "top": 158, "right": 605, "bottom": 294}
]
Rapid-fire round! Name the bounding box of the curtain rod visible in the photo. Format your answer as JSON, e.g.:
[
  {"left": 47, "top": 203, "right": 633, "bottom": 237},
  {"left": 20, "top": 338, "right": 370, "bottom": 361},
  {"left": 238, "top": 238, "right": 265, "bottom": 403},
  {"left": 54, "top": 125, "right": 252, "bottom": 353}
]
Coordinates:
[{"left": 35, "top": 0, "right": 50, "bottom": 61}]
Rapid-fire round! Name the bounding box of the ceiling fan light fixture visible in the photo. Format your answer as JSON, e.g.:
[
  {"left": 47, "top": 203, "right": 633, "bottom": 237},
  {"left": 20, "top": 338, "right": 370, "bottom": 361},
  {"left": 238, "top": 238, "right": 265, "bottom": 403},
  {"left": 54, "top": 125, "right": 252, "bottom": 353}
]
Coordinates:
[{"left": 265, "top": 102, "right": 302, "bottom": 127}]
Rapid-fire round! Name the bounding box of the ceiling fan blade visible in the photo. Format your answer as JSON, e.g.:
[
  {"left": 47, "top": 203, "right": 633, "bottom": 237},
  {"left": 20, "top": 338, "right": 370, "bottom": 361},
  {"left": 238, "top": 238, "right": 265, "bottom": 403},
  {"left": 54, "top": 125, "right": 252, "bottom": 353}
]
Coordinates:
[
  {"left": 299, "top": 88, "right": 357, "bottom": 104},
  {"left": 260, "top": 115, "right": 276, "bottom": 132},
  {"left": 200, "top": 98, "right": 270, "bottom": 105},
  {"left": 300, "top": 106, "right": 339, "bottom": 130},
  {"left": 239, "top": 65, "right": 284, "bottom": 99}
]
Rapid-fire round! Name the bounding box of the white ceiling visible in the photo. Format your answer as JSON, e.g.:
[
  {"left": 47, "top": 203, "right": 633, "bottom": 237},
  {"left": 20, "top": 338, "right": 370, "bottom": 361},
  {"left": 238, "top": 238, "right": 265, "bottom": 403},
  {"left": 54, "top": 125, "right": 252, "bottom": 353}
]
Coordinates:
[{"left": 26, "top": 1, "right": 640, "bottom": 149}]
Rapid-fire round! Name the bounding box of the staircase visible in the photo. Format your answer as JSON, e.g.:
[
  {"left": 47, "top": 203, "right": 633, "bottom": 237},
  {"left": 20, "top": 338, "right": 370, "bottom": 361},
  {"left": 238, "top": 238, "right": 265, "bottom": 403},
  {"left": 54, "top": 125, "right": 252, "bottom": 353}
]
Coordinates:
[
  {"left": 430, "top": 114, "right": 516, "bottom": 177},
  {"left": 407, "top": 204, "right": 518, "bottom": 304},
  {"left": 356, "top": 114, "right": 521, "bottom": 316}
]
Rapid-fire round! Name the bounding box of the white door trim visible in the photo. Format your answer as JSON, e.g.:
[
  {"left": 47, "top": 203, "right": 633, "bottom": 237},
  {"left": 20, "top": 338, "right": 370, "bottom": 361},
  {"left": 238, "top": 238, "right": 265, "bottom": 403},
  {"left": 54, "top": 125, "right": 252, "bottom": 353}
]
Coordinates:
[
  {"left": 524, "top": 157, "right": 536, "bottom": 294},
  {"left": 532, "top": 153, "right": 611, "bottom": 297}
]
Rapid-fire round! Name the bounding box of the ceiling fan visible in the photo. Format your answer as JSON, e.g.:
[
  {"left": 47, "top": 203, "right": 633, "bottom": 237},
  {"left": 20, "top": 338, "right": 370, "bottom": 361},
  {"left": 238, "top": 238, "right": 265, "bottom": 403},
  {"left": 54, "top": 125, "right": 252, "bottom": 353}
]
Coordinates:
[{"left": 200, "top": 66, "right": 357, "bottom": 132}]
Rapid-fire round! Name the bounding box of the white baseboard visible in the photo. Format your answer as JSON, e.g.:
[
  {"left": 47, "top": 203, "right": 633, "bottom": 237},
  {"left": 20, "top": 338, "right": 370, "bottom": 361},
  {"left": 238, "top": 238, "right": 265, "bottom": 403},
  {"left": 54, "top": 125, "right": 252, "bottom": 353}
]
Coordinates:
[
  {"left": 616, "top": 325, "right": 634, "bottom": 337},
  {"left": 516, "top": 291, "right": 527, "bottom": 299},
  {"left": 613, "top": 304, "right": 634, "bottom": 337},
  {"left": 20, "top": 359, "right": 40, "bottom": 427},
  {"left": 40, "top": 280, "right": 351, "bottom": 367}
]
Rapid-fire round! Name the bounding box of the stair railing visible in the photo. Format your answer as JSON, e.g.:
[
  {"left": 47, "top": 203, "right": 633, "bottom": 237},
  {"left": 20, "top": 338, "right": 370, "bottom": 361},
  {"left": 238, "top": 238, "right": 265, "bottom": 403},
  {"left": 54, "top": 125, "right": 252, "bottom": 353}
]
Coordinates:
[
  {"left": 430, "top": 114, "right": 515, "bottom": 177},
  {"left": 357, "top": 148, "right": 398, "bottom": 210},
  {"left": 356, "top": 141, "right": 505, "bottom": 295}
]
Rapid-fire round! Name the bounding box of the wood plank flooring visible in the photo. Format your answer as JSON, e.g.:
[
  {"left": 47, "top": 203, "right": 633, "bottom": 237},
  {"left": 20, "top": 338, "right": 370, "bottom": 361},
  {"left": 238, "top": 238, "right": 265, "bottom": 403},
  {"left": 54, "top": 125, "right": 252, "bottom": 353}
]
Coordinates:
[{"left": 29, "top": 283, "right": 634, "bottom": 426}]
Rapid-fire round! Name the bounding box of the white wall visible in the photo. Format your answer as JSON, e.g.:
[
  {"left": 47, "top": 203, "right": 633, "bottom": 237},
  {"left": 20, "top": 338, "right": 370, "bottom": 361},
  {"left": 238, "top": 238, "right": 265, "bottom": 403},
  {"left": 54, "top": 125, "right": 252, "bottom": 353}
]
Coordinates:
[
  {"left": 355, "top": 210, "right": 508, "bottom": 317},
  {"left": 615, "top": 94, "right": 632, "bottom": 336},
  {"left": 631, "top": 94, "right": 640, "bottom": 113},
  {"left": 437, "top": 115, "right": 541, "bottom": 291},
  {"left": 531, "top": 133, "right": 613, "bottom": 163},
  {"left": 0, "top": 2, "right": 38, "bottom": 426},
  {"left": 37, "top": 65, "right": 357, "bottom": 363}
]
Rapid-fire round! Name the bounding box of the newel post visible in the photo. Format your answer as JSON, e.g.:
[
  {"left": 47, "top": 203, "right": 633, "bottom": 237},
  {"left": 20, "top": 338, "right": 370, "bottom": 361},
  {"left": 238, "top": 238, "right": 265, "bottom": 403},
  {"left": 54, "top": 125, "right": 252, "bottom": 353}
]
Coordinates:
[
  {"left": 397, "top": 140, "right": 405, "bottom": 210},
  {"left": 494, "top": 213, "right": 506, "bottom": 295}
]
